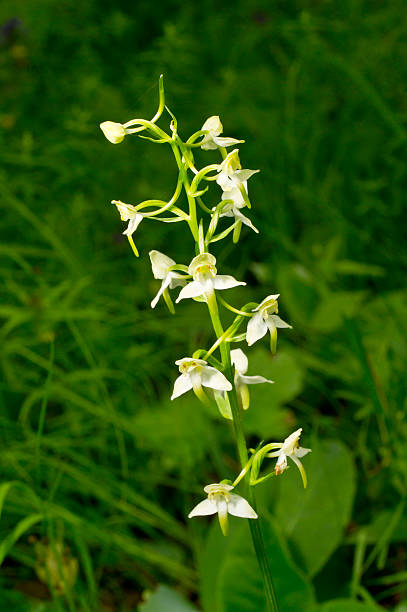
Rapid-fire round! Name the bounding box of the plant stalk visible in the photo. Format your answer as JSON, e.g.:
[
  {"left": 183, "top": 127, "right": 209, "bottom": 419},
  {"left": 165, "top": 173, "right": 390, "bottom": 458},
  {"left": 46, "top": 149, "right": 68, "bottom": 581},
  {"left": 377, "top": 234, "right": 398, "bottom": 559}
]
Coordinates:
[{"left": 206, "top": 290, "right": 280, "bottom": 612}]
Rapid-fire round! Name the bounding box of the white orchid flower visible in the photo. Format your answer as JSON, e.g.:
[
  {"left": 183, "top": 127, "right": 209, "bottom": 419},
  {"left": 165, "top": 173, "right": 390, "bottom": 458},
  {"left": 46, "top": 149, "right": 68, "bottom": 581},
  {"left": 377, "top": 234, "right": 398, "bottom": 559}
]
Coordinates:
[
  {"left": 221, "top": 185, "right": 259, "bottom": 233},
  {"left": 100, "top": 121, "right": 127, "bottom": 144},
  {"left": 200, "top": 116, "right": 244, "bottom": 151},
  {"left": 112, "top": 200, "right": 144, "bottom": 257},
  {"left": 188, "top": 482, "right": 257, "bottom": 536},
  {"left": 267, "top": 428, "right": 311, "bottom": 488},
  {"left": 216, "top": 149, "right": 259, "bottom": 193},
  {"left": 171, "top": 358, "right": 232, "bottom": 405},
  {"left": 231, "top": 349, "right": 274, "bottom": 410},
  {"left": 176, "top": 253, "right": 245, "bottom": 303},
  {"left": 149, "top": 251, "right": 186, "bottom": 311},
  {"left": 246, "top": 294, "right": 292, "bottom": 353}
]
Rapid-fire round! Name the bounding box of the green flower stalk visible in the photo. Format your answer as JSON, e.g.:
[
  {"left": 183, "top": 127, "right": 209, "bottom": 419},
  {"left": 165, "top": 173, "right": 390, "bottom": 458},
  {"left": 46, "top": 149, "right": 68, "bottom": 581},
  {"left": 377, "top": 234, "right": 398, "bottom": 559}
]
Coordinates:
[{"left": 101, "top": 76, "right": 311, "bottom": 612}]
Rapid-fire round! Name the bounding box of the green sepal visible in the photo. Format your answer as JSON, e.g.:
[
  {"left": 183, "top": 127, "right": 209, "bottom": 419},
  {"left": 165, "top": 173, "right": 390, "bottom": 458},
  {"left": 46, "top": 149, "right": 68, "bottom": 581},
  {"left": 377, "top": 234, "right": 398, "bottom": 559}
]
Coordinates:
[
  {"left": 269, "top": 327, "right": 278, "bottom": 354},
  {"left": 232, "top": 220, "right": 242, "bottom": 243},
  {"left": 213, "top": 390, "right": 233, "bottom": 420},
  {"left": 163, "top": 288, "right": 175, "bottom": 315}
]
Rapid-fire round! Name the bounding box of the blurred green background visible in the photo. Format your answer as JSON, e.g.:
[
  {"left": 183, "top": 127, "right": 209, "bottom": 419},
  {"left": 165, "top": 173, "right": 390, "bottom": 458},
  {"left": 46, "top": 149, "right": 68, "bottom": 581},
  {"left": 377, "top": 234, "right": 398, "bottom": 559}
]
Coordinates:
[{"left": 1, "top": 1, "right": 406, "bottom": 610}]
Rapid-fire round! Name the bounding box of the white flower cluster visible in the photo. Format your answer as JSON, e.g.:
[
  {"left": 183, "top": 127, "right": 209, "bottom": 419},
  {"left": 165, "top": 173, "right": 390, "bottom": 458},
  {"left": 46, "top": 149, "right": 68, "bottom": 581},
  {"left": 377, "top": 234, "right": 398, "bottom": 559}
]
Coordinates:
[{"left": 101, "top": 92, "right": 311, "bottom": 538}]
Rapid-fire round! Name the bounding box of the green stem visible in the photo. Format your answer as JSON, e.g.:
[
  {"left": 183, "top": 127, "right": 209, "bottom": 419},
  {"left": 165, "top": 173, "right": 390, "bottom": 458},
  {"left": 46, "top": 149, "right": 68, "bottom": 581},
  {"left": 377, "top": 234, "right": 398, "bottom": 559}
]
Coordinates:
[
  {"left": 170, "top": 141, "right": 199, "bottom": 240},
  {"left": 206, "top": 290, "right": 279, "bottom": 612}
]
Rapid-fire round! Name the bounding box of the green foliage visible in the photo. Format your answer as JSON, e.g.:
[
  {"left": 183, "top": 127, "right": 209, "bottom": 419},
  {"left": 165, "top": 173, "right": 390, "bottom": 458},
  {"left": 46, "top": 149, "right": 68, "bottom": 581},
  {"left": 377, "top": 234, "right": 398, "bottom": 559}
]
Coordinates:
[
  {"left": 200, "top": 518, "right": 316, "bottom": 612},
  {"left": 139, "top": 585, "right": 199, "bottom": 611},
  {"left": 274, "top": 440, "right": 356, "bottom": 576},
  {"left": 319, "top": 601, "right": 380, "bottom": 612},
  {"left": 1, "top": 0, "right": 406, "bottom": 609}
]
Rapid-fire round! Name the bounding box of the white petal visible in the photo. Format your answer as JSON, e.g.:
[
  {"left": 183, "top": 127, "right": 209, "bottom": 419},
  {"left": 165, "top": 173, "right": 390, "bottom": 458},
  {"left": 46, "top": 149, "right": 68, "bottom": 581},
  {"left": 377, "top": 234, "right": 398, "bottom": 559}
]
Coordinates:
[
  {"left": 235, "top": 169, "right": 259, "bottom": 182},
  {"left": 151, "top": 275, "right": 172, "bottom": 309},
  {"left": 275, "top": 452, "right": 288, "bottom": 474},
  {"left": 188, "top": 498, "right": 217, "bottom": 518},
  {"left": 281, "top": 428, "right": 303, "bottom": 453},
  {"left": 212, "top": 136, "right": 244, "bottom": 148},
  {"left": 201, "top": 115, "right": 223, "bottom": 135},
  {"left": 221, "top": 186, "right": 246, "bottom": 208},
  {"left": 149, "top": 250, "right": 176, "bottom": 279},
  {"left": 294, "top": 447, "right": 312, "bottom": 458},
  {"left": 171, "top": 374, "right": 192, "bottom": 400},
  {"left": 168, "top": 275, "right": 187, "bottom": 290},
  {"left": 227, "top": 494, "right": 258, "bottom": 519},
  {"left": 216, "top": 173, "right": 235, "bottom": 191},
  {"left": 234, "top": 209, "right": 259, "bottom": 233},
  {"left": 123, "top": 214, "right": 143, "bottom": 236},
  {"left": 175, "top": 281, "right": 205, "bottom": 302},
  {"left": 201, "top": 139, "right": 218, "bottom": 151},
  {"left": 271, "top": 315, "right": 292, "bottom": 329},
  {"left": 200, "top": 366, "right": 232, "bottom": 391},
  {"left": 238, "top": 374, "right": 274, "bottom": 385},
  {"left": 213, "top": 275, "right": 246, "bottom": 290},
  {"left": 231, "top": 348, "right": 248, "bottom": 374},
  {"left": 246, "top": 311, "right": 268, "bottom": 346},
  {"left": 266, "top": 318, "right": 276, "bottom": 334}
]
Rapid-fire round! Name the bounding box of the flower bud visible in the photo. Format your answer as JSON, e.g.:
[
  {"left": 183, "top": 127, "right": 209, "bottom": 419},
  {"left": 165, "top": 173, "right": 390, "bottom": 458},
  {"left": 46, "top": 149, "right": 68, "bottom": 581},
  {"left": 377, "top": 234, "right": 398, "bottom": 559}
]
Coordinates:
[{"left": 100, "top": 121, "right": 126, "bottom": 144}]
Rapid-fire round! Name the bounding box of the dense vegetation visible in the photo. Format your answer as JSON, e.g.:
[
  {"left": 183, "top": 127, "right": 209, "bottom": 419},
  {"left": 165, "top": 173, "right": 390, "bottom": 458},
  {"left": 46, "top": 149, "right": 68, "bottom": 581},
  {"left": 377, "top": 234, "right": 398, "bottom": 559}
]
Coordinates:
[{"left": 1, "top": 1, "right": 406, "bottom": 610}]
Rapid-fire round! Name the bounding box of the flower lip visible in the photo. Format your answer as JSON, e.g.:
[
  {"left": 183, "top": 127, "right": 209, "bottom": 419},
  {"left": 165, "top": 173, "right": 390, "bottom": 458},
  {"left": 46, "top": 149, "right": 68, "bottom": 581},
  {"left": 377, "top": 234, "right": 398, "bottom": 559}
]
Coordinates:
[
  {"left": 253, "top": 294, "right": 280, "bottom": 313},
  {"left": 188, "top": 253, "right": 217, "bottom": 278},
  {"left": 175, "top": 357, "right": 207, "bottom": 373},
  {"left": 204, "top": 483, "right": 234, "bottom": 495}
]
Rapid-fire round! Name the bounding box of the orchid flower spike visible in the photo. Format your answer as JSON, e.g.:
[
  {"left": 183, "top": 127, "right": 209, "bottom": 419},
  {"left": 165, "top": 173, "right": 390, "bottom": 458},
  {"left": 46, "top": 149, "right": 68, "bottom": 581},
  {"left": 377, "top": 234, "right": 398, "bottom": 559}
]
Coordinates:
[
  {"left": 149, "top": 251, "right": 186, "bottom": 312},
  {"left": 100, "top": 121, "right": 127, "bottom": 144},
  {"left": 246, "top": 294, "right": 292, "bottom": 353},
  {"left": 188, "top": 483, "right": 257, "bottom": 536},
  {"left": 216, "top": 149, "right": 259, "bottom": 193},
  {"left": 171, "top": 358, "right": 232, "bottom": 405},
  {"left": 267, "top": 428, "right": 311, "bottom": 488},
  {"left": 176, "top": 253, "right": 245, "bottom": 303},
  {"left": 200, "top": 116, "right": 244, "bottom": 151},
  {"left": 220, "top": 184, "right": 259, "bottom": 233},
  {"left": 112, "top": 200, "right": 144, "bottom": 257},
  {"left": 231, "top": 349, "right": 274, "bottom": 411}
]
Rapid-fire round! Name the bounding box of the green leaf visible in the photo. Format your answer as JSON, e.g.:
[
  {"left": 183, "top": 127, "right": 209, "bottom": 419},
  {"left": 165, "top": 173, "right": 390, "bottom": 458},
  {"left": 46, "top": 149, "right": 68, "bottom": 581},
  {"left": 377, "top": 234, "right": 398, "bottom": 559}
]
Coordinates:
[
  {"left": 0, "top": 513, "right": 43, "bottom": 565},
  {"left": 275, "top": 440, "right": 356, "bottom": 576},
  {"left": 139, "top": 585, "right": 199, "bottom": 611},
  {"left": 200, "top": 515, "right": 316, "bottom": 612},
  {"left": 311, "top": 291, "right": 366, "bottom": 333},
  {"left": 242, "top": 348, "right": 304, "bottom": 438},
  {"left": 133, "top": 396, "right": 211, "bottom": 469},
  {"left": 319, "top": 599, "right": 382, "bottom": 612}
]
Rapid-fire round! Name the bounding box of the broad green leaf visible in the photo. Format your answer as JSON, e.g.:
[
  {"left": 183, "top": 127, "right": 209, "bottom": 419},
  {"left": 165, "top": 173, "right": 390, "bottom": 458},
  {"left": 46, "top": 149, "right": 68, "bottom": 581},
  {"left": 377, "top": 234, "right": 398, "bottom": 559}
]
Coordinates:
[
  {"left": 242, "top": 348, "right": 304, "bottom": 438},
  {"left": 319, "top": 599, "right": 382, "bottom": 612},
  {"left": 275, "top": 440, "right": 355, "bottom": 576},
  {"left": 133, "top": 396, "right": 211, "bottom": 469},
  {"left": 311, "top": 291, "right": 366, "bottom": 333},
  {"left": 200, "top": 514, "right": 316, "bottom": 612},
  {"left": 139, "top": 585, "right": 199, "bottom": 611}
]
